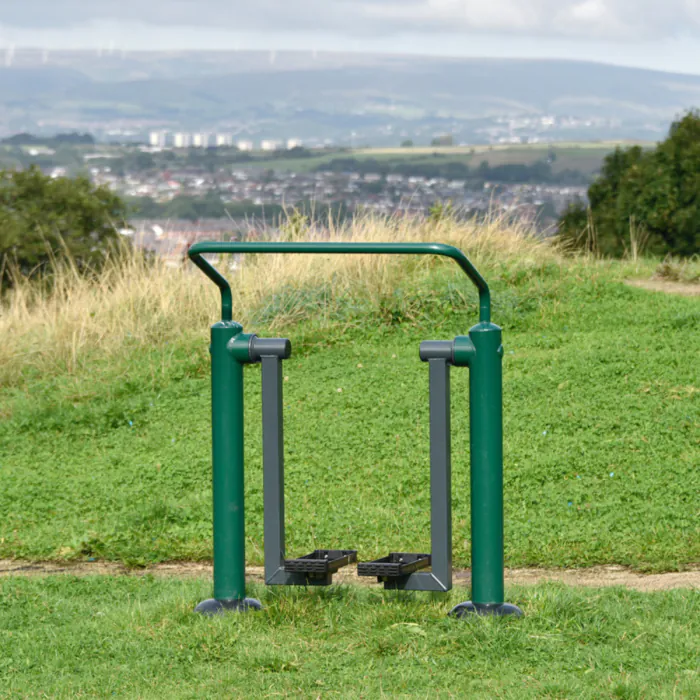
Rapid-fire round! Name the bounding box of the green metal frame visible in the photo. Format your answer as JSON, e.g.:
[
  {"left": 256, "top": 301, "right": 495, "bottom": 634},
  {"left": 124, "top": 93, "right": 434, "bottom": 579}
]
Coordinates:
[
  {"left": 189, "top": 241, "right": 492, "bottom": 324},
  {"left": 188, "top": 241, "right": 521, "bottom": 617}
]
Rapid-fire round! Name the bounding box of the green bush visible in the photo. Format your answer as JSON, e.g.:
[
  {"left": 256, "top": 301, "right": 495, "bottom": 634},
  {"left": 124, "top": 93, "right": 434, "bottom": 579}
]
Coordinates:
[
  {"left": 0, "top": 166, "right": 128, "bottom": 287},
  {"left": 558, "top": 111, "right": 700, "bottom": 257}
]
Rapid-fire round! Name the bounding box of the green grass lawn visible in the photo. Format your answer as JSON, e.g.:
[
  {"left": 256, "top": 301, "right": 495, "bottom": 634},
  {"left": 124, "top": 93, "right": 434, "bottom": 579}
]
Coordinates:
[
  {"left": 0, "top": 576, "right": 697, "bottom": 698},
  {"left": 1, "top": 253, "right": 698, "bottom": 698},
  {"left": 1, "top": 260, "right": 697, "bottom": 571}
]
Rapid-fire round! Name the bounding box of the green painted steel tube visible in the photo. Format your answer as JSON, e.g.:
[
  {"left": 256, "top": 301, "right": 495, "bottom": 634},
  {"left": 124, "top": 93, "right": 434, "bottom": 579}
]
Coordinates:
[
  {"left": 188, "top": 241, "right": 491, "bottom": 323},
  {"left": 191, "top": 251, "right": 234, "bottom": 322},
  {"left": 468, "top": 322, "right": 505, "bottom": 605},
  {"left": 210, "top": 321, "right": 247, "bottom": 601}
]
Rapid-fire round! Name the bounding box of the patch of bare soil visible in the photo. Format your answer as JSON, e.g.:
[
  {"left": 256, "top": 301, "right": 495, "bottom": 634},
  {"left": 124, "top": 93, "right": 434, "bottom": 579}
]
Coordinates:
[
  {"left": 1, "top": 560, "right": 698, "bottom": 592},
  {"left": 502, "top": 566, "right": 700, "bottom": 592},
  {"left": 625, "top": 279, "right": 700, "bottom": 296}
]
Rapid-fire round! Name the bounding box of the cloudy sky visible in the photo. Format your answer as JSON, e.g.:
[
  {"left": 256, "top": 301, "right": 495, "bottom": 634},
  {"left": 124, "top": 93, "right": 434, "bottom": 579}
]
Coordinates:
[{"left": 0, "top": 0, "right": 699, "bottom": 74}]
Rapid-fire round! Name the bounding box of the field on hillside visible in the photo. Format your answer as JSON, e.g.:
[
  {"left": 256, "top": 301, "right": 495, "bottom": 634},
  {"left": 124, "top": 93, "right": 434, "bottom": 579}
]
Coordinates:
[
  {"left": 0, "top": 141, "right": 636, "bottom": 180},
  {"left": 239, "top": 142, "right": 633, "bottom": 175}
]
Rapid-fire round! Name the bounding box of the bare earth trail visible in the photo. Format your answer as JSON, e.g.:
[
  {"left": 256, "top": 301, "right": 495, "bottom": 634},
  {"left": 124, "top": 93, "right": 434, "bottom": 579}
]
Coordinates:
[
  {"left": 2, "top": 560, "right": 698, "bottom": 592},
  {"left": 625, "top": 279, "right": 700, "bottom": 296}
]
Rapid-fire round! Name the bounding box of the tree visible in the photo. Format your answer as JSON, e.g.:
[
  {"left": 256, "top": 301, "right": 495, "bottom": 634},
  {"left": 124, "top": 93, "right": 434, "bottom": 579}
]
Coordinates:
[
  {"left": 431, "top": 134, "right": 454, "bottom": 147},
  {"left": 133, "top": 151, "right": 155, "bottom": 171},
  {"left": 1, "top": 132, "right": 95, "bottom": 146},
  {"left": 0, "top": 167, "right": 128, "bottom": 286},
  {"left": 558, "top": 111, "right": 700, "bottom": 257},
  {"left": 401, "top": 139, "right": 414, "bottom": 148}
]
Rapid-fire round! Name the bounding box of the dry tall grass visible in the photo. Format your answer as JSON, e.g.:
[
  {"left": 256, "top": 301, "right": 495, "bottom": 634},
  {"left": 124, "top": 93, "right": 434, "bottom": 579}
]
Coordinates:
[{"left": 0, "top": 213, "right": 556, "bottom": 387}]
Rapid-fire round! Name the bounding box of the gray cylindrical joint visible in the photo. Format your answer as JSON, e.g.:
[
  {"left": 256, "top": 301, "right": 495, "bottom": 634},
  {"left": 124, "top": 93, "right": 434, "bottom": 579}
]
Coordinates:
[
  {"left": 250, "top": 337, "right": 292, "bottom": 362},
  {"left": 420, "top": 340, "right": 453, "bottom": 363}
]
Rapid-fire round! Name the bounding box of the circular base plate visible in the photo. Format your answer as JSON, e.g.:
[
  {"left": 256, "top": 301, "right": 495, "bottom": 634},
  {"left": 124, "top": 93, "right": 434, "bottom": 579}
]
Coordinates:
[
  {"left": 195, "top": 598, "right": 263, "bottom": 616},
  {"left": 449, "top": 602, "right": 523, "bottom": 618}
]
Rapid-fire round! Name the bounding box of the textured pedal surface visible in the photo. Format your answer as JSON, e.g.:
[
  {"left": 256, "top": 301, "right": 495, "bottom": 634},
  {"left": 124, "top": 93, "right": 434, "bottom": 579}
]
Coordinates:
[
  {"left": 284, "top": 549, "right": 358, "bottom": 574},
  {"left": 357, "top": 553, "right": 431, "bottom": 578}
]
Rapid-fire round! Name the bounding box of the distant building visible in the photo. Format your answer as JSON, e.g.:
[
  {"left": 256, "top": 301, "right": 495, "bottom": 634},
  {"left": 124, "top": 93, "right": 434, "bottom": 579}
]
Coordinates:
[
  {"left": 261, "top": 139, "right": 282, "bottom": 151},
  {"left": 173, "top": 132, "right": 191, "bottom": 148},
  {"left": 192, "top": 132, "right": 212, "bottom": 148},
  {"left": 216, "top": 133, "right": 233, "bottom": 147},
  {"left": 27, "top": 146, "right": 56, "bottom": 157},
  {"left": 287, "top": 138, "right": 303, "bottom": 149},
  {"left": 237, "top": 139, "right": 254, "bottom": 151},
  {"left": 149, "top": 130, "right": 170, "bottom": 148}
]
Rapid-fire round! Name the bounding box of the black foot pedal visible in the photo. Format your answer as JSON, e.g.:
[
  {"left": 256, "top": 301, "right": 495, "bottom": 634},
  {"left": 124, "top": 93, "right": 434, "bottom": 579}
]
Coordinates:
[
  {"left": 357, "top": 553, "right": 431, "bottom": 580},
  {"left": 284, "top": 550, "right": 357, "bottom": 585}
]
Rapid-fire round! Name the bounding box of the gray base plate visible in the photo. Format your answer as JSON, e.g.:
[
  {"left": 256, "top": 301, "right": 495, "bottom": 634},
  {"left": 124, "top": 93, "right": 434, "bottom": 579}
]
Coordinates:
[
  {"left": 195, "top": 598, "right": 263, "bottom": 616},
  {"left": 449, "top": 602, "right": 523, "bottom": 618}
]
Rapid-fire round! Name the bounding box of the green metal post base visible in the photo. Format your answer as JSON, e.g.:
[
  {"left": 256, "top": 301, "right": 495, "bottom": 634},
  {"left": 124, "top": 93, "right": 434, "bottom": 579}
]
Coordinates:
[
  {"left": 448, "top": 601, "right": 523, "bottom": 618},
  {"left": 195, "top": 598, "right": 262, "bottom": 616}
]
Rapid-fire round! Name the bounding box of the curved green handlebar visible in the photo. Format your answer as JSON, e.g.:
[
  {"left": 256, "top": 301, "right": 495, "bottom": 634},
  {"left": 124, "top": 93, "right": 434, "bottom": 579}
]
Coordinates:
[{"left": 188, "top": 241, "right": 491, "bottom": 324}]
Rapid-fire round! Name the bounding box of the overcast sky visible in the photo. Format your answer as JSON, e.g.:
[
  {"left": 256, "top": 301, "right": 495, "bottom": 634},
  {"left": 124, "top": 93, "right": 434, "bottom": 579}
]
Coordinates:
[{"left": 1, "top": 0, "right": 699, "bottom": 74}]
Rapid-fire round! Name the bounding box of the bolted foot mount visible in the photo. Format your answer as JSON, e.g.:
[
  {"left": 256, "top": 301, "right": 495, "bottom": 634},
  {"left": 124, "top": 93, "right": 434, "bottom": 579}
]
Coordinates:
[
  {"left": 195, "top": 598, "right": 263, "bottom": 616},
  {"left": 448, "top": 602, "right": 523, "bottom": 619}
]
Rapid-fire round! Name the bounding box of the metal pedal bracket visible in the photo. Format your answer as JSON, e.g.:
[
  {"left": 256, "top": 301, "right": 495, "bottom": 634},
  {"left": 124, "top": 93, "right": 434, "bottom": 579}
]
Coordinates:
[
  {"left": 357, "top": 552, "right": 431, "bottom": 579},
  {"left": 284, "top": 549, "right": 358, "bottom": 576}
]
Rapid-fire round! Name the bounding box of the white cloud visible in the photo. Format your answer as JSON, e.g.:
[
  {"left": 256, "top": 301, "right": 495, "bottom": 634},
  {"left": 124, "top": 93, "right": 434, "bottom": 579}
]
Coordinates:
[
  {"left": 570, "top": 1, "right": 607, "bottom": 22},
  {"left": 363, "top": 0, "right": 700, "bottom": 39},
  {"left": 364, "top": 0, "right": 541, "bottom": 32},
  {"left": 0, "top": 0, "right": 699, "bottom": 41}
]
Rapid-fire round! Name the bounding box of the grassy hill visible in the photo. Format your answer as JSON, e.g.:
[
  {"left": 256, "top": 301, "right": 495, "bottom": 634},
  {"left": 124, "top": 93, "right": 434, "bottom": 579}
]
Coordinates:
[
  {"left": 1, "top": 214, "right": 698, "bottom": 696},
  {"left": 5, "top": 52, "right": 700, "bottom": 119},
  {"left": 239, "top": 142, "right": 631, "bottom": 175},
  {"left": 2, "top": 51, "right": 699, "bottom": 140},
  {"left": 1, "top": 215, "right": 697, "bottom": 571}
]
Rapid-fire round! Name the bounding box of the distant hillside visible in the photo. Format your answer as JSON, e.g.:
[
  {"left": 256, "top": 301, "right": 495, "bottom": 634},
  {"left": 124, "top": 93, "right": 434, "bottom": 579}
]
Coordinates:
[{"left": 0, "top": 50, "right": 698, "bottom": 143}]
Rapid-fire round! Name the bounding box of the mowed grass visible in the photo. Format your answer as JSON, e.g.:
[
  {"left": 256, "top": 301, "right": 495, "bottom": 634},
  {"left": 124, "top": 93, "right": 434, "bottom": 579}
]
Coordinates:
[
  {"left": 0, "top": 249, "right": 697, "bottom": 571},
  {"left": 0, "top": 217, "right": 698, "bottom": 697},
  {"left": 0, "top": 576, "right": 698, "bottom": 698}
]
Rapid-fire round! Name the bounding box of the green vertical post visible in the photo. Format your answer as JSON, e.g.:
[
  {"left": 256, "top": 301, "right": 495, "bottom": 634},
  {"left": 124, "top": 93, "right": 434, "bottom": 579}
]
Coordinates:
[
  {"left": 211, "top": 321, "right": 246, "bottom": 601},
  {"left": 195, "top": 321, "right": 261, "bottom": 614},
  {"left": 468, "top": 321, "right": 505, "bottom": 605},
  {"left": 449, "top": 320, "right": 522, "bottom": 616}
]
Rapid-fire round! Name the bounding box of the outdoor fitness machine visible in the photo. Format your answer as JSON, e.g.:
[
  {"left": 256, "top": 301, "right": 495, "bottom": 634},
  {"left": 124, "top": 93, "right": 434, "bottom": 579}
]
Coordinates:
[{"left": 188, "top": 241, "right": 523, "bottom": 618}]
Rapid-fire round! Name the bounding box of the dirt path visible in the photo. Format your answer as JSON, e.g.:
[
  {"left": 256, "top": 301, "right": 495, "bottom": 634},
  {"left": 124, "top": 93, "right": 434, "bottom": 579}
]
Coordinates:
[
  {"left": 1, "top": 560, "right": 698, "bottom": 592},
  {"left": 625, "top": 279, "right": 700, "bottom": 296}
]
